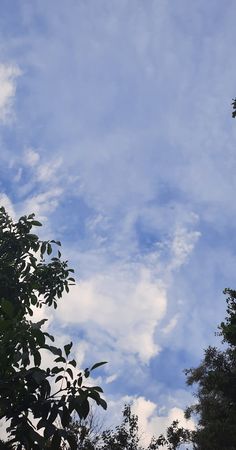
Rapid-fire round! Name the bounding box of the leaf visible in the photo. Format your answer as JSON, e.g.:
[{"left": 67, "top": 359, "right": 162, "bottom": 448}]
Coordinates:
[
  {"left": 44, "top": 423, "right": 56, "bottom": 439},
  {"left": 69, "top": 359, "right": 76, "bottom": 367},
  {"left": 89, "top": 385, "right": 103, "bottom": 393},
  {"left": 31, "top": 369, "right": 46, "bottom": 385},
  {"left": 61, "top": 406, "right": 71, "bottom": 428},
  {"left": 54, "top": 356, "right": 66, "bottom": 363},
  {"left": 41, "top": 241, "right": 47, "bottom": 256},
  {"left": 45, "top": 345, "right": 62, "bottom": 357},
  {"left": 51, "top": 431, "right": 61, "bottom": 450},
  {"left": 28, "top": 307, "right": 33, "bottom": 316},
  {"left": 31, "top": 220, "right": 42, "bottom": 226},
  {"left": 31, "top": 295, "right": 37, "bottom": 305},
  {"left": 51, "top": 366, "right": 64, "bottom": 374},
  {"left": 44, "top": 331, "right": 55, "bottom": 342},
  {"left": 64, "top": 342, "right": 73, "bottom": 357},
  {"left": 91, "top": 361, "right": 107, "bottom": 371},
  {"left": 79, "top": 398, "right": 90, "bottom": 419},
  {"left": 47, "top": 403, "right": 58, "bottom": 425},
  {"left": 34, "top": 329, "right": 46, "bottom": 346},
  {"left": 28, "top": 233, "right": 39, "bottom": 240},
  {"left": 1, "top": 299, "right": 14, "bottom": 318},
  {"left": 37, "top": 417, "right": 47, "bottom": 430},
  {"left": 33, "top": 351, "right": 41, "bottom": 367},
  {"left": 98, "top": 397, "right": 107, "bottom": 410},
  {"left": 47, "top": 243, "right": 52, "bottom": 255},
  {"left": 66, "top": 367, "right": 74, "bottom": 379},
  {"left": 33, "top": 318, "right": 48, "bottom": 329},
  {"left": 84, "top": 368, "right": 90, "bottom": 378},
  {"left": 51, "top": 240, "right": 61, "bottom": 246},
  {"left": 55, "top": 375, "right": 64, "bottom": 383}
]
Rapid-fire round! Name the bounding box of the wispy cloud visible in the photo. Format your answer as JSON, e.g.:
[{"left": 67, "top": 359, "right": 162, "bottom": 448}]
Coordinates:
[
  {"left": 0, "top": 0, "right": 236, "bottom": 439},
  {"left": 0, "top": 63, "right": 20, "bottom": 122}
]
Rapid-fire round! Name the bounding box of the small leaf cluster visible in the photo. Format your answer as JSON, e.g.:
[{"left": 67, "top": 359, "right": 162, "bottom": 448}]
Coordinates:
[
  {"left": 232, "top": 98, "right": 236, "bottom": 118},
  {"left": 0, "top": 207, "right": 107, "bottom": 449}
]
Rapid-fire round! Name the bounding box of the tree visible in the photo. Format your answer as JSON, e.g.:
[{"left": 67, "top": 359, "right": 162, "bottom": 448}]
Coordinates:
[
  {"left": 183, "top": 288, "right": 236, "bottom": 449},
  {"left": 101, "top": 404, "right": 141, "bottom": 450},
  {"left": 100, "top": 405, "right": 191, "bottom": 450},
  {"left": 0, "top": 207, "right": 107, "bottom": 449},
  {"left": 65, "top": 404, "right": 191, "bottom": 450}
]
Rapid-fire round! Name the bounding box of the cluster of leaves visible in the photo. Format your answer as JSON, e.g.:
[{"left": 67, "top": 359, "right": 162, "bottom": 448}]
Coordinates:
[
  {"left": 0, "top": 207, "right": 107, "bottom": 449},
  {"left": 232, "top": 98, "right": 236, "bottom": 118}
]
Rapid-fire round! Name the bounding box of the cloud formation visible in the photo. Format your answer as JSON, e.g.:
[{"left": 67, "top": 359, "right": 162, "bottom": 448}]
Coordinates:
[
  {"left": 0, "top": 63, "right": 20, "bottom": 122},
  {"left": 0, "top": 0, "right": 236, "bottom": 441}
]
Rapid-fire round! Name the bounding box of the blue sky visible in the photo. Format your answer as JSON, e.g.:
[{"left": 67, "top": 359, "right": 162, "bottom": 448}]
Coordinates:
[{"left": 1, "top": 0, "right": 236, "bottom": 443}]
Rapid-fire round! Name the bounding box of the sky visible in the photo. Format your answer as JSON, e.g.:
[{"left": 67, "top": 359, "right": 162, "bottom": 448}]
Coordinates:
[{"left": 1, "top": 0, "right": 236, "bottom": 444}]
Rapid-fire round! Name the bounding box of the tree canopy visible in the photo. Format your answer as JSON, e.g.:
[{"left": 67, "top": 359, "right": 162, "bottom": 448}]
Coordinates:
[
  {"left": 183, "top": 288, "right": 236, "bottom": 449},
  {"left": 0, "top": 207, "right": 107, "bottom": 449}
]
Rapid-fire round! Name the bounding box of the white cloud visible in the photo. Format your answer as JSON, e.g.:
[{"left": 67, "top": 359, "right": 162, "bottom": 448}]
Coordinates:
[
  {"left": 23, "top": 187, "right": 63, "bottom": 220},
  {"left": 36, "top": 157, "right": 63, "bottom": 183},
  {"left": 57, "top": 265, "right": 167, "bottom": 364},
  {"left": 55, "top": 217, "right": 200, "bottom": 370},
  {"left": 131, "top": 396, "right": 195, "bottom": 447},
  {"left": 169, "top": 227, "right": 201, "bottom": 271},
  {"left": 105, "top": 373, "right": 118, "bottom": 384},
  {"left": 162, "top": 314, "right": 180, "bottom": 335},
  {"left": 24, "top": 148, "right": 40, "bottom": 167},
  {"left": 0, "top": 1, "right": 230, "bottom": 439},
  {"left": 0, "top": 63, "right": 21, "bottom": 122},
  {"left": 105, "top": 395, "right": 195, "bottom": 448}
]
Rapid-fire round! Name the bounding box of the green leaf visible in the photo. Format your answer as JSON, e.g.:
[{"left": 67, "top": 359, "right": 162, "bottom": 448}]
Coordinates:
[
  {"left": 90, "top": 361, "right": 107, "bottom": 371},
  {"left": 47, "top": 243, "right": 52, "bottom": 255},
  {"left": 41, "top": 241, "right": 47, "bottom": 256},
  {"left": 31, "top": 220, "right": 42, "bottom": 226},
  {"left": 1, "top": 299, "right": 14, "bottom": 318}
]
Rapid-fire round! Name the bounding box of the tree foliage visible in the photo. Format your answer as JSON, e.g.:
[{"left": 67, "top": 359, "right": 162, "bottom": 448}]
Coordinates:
[
  {"left": 0, "top": 207, "right": 107, "bottom": 449},
  {"left": 182, "top": 289, "right": 236, "bottom": 449},
  {"left": 232, "top": 98, "right": 236, "bottom": 118},
  {"left": 63, "top": 404, "right": 192, "bottom": 450}
]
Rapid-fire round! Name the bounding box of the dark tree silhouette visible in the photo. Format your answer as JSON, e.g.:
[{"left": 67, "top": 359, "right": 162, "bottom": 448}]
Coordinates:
[{"left": 0, "top": 207, "right": 106, "bottom": 449}]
